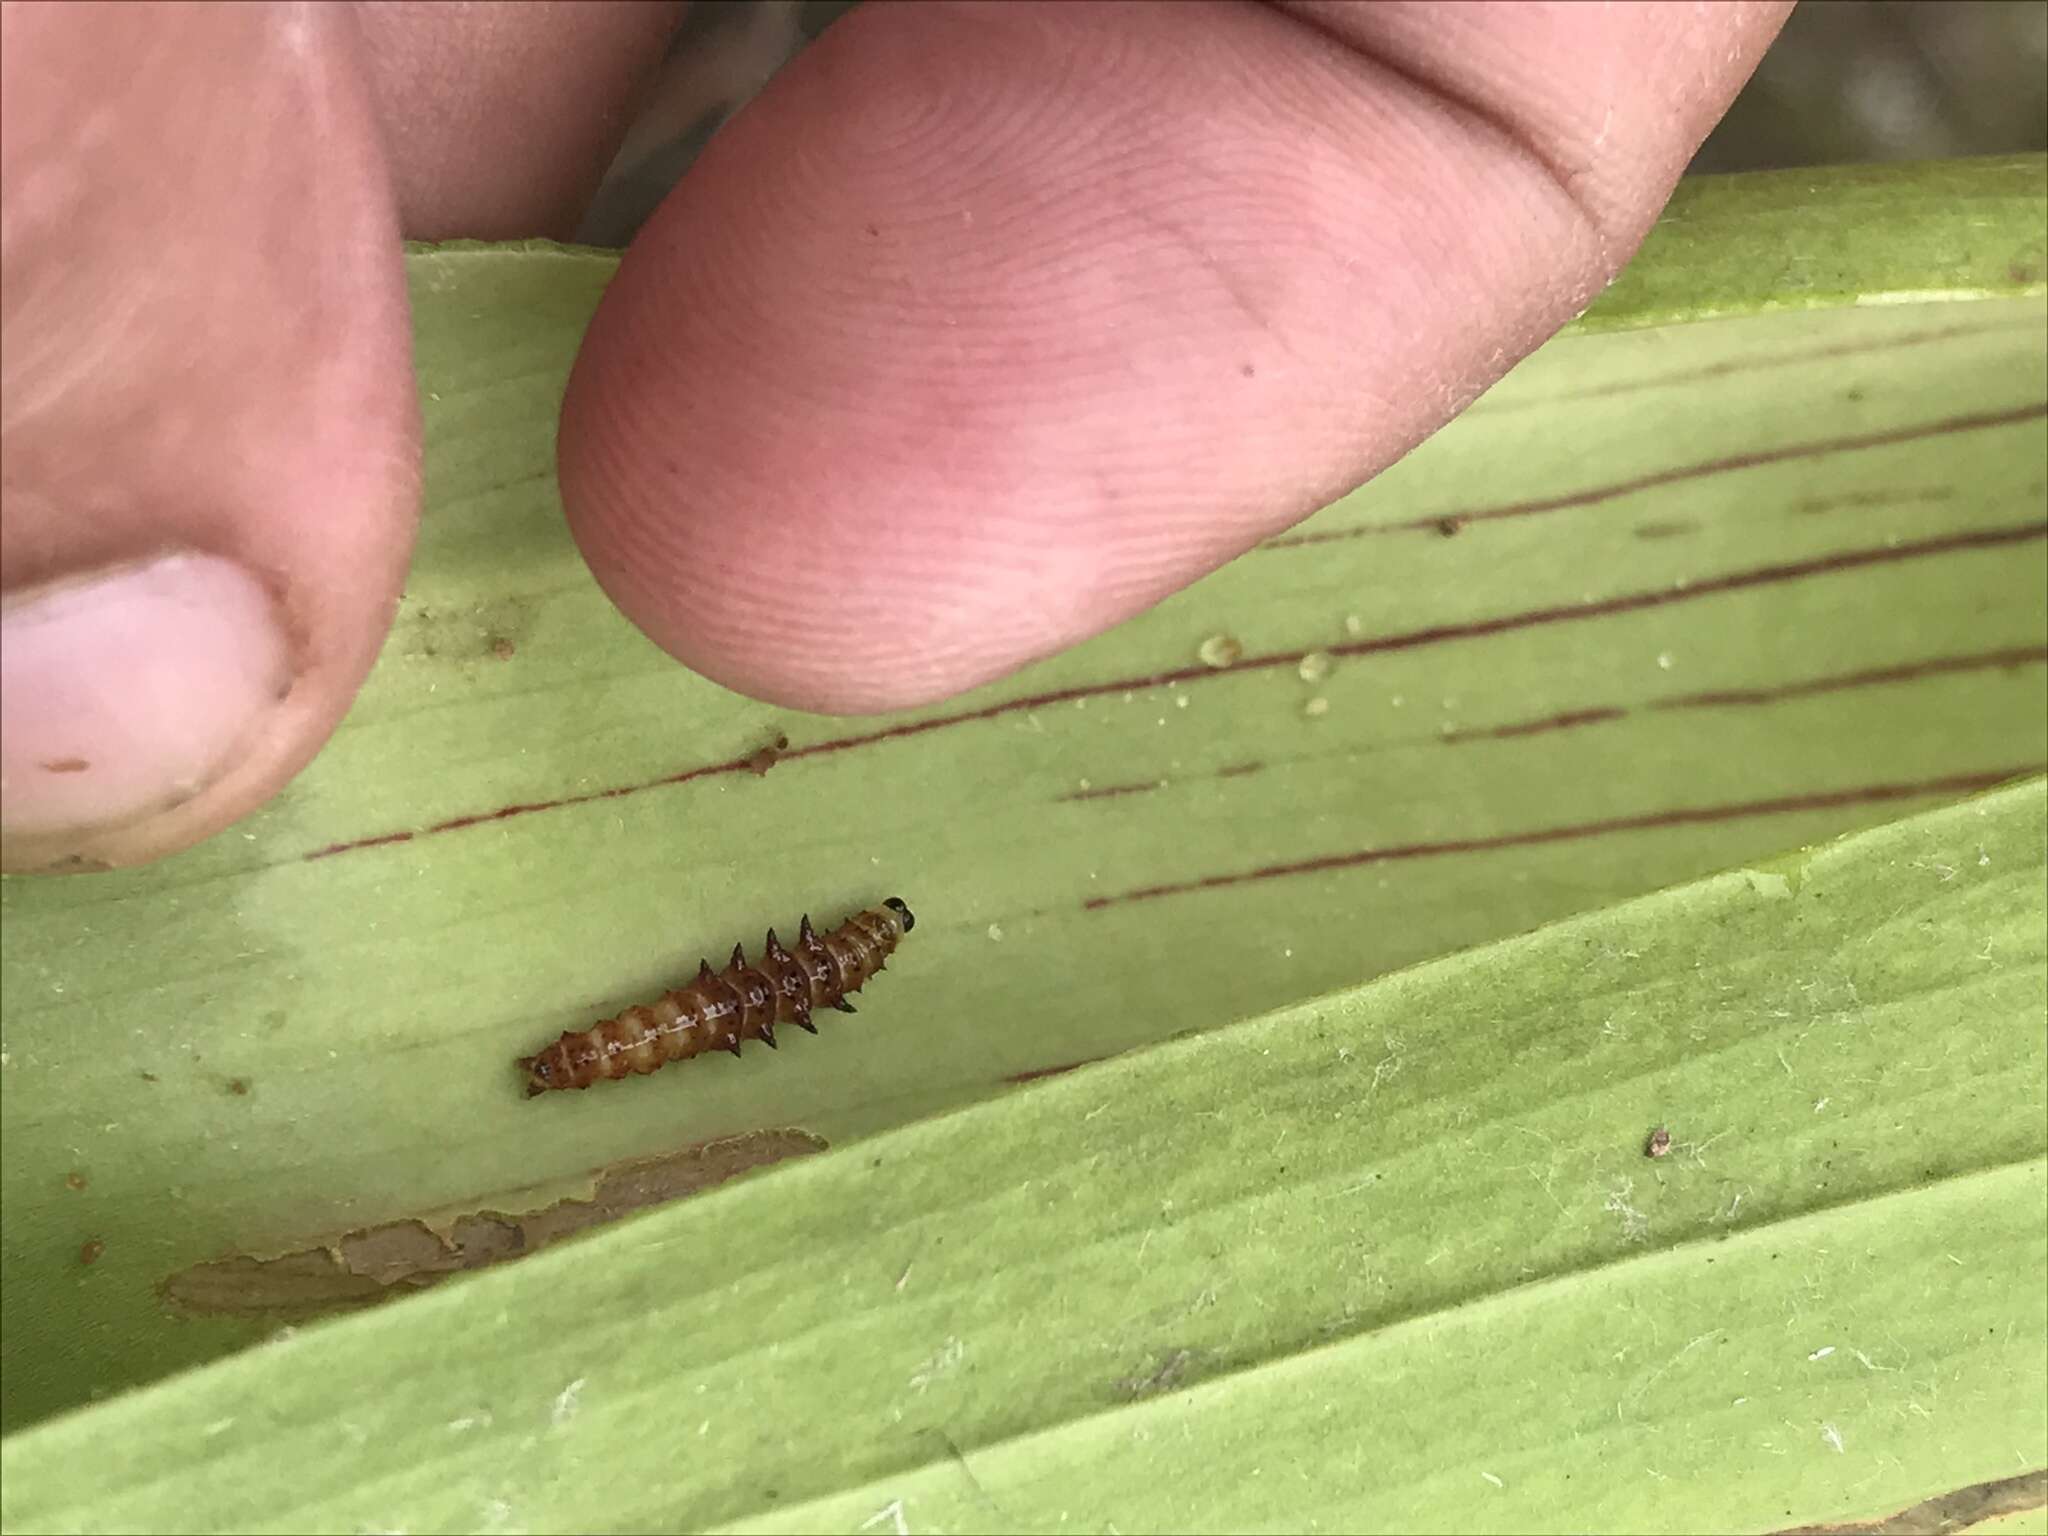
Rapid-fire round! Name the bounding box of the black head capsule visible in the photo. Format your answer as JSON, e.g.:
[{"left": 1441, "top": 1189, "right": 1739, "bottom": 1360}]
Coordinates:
[{"left": 883, "top": 896, "right": 915, "bottom": 932}]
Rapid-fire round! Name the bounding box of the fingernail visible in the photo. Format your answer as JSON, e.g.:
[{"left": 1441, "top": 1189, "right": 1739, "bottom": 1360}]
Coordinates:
[{"left": 1, "top": 552, "right": 292, "bottom": 841}]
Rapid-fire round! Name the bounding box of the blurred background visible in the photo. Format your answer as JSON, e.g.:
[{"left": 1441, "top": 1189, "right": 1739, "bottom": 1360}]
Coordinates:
[{"left": 576, "top": 0, "right": 2048, "bottom": 246}]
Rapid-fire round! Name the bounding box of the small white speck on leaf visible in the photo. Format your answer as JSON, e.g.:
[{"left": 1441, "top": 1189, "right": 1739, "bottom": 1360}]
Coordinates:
[
  {"left": 550, "top": 1377, "right": 586, "bottom": 1426},
  {"left": 1603, "top": 1179, "right": 1649, "bottom": 1241},
  {"left": 909, "top": 1338, "right": 964, "bottom": 1393}
]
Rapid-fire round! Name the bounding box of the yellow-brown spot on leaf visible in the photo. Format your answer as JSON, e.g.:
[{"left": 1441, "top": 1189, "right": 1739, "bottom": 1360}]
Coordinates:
[{"left": 745, "top": 733, "right": 790, "bottom": 776}]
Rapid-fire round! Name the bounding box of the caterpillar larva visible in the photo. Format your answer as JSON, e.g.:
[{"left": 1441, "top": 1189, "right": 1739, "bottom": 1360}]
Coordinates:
[{"left": 518, "top": 899, "right": 914, "bottom": 1096}]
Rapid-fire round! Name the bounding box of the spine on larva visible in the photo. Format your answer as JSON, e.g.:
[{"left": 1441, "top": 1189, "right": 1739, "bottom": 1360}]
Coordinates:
[{"left": 518, "top": 898, "right": 914, "bottom": 1096}]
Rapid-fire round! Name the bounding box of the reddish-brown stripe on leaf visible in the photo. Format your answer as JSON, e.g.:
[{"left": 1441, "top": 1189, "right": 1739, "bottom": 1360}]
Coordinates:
[
  {"left": 1083, "top": 768, "right": 2033, "bottom": 909},
  {"left": 1473, "top": 318, "right": 2018, "bottom": 417},
  {"left": 1004, "top": 1054, "right": 1116, "bottom": 1086},
  {"left": 1058, "top": 780, "right": 1160, "bottom": 803},
  {"left": 1794, "top": 486, "right": 1953, "bottom": 515},
  {"left": 1656, "top": 644, "right": 2046, "bottom": 711},
  {"left": 1263, "top": 403, "right": 2044, "bottom": 548},
  {"left": 1441, "top": 644, "right": 2045, "bottom": 744},
  {"left": 306, "top": 521, "right": 2045, "bottom": 862},
  {"left": 1443, "top": 707, "right": 1627, "bottom": 743}
]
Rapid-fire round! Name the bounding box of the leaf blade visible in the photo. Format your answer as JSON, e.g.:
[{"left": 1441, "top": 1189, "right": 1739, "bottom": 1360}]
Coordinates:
[{"left": 4, "top": 780, "right": 2042, "bottom": 1534}]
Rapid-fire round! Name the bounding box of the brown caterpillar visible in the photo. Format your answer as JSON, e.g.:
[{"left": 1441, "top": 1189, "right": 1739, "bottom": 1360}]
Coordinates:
[{"left": 518, "top": 899, "right": 914, "bottom": 1097}]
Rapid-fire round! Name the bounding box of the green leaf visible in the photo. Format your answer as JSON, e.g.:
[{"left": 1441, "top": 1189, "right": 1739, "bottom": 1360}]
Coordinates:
[
  {"left": 1583, "top": 154, "right": 2047, "bottom": 328},
  {"left": 1, "top": 154, "right": 2044, "bottom": 1524},
  {"left": 3, "top": 780, "right": 2042, "bottom": 1533}
]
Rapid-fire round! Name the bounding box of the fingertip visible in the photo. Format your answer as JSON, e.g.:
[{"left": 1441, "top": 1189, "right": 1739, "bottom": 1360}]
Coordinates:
[
  {"left": 558, "top": 0, "right": 1787, "bottom": 715},
  {"left": 557, "top": 7, "right": 1273, "bottom": 714}
]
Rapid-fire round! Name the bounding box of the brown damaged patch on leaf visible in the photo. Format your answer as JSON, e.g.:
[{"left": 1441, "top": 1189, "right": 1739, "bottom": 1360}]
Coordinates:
[
  {"left": 157, "top": 1129, "right": 827, "bottom": 1320},
  {"left": 398, "top": 593, "right": 536, "bottom": 668},
  {"left": 1773, "top": 1467, "right": 2045, "bottom": 1534}
]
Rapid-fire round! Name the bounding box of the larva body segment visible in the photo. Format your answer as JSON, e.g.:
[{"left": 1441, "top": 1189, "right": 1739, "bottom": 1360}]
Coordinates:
[{"left": 518, "top": 899, "right": 914, "bottom": 1097}]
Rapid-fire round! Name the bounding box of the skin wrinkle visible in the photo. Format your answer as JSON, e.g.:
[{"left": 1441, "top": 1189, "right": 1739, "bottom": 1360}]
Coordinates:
[
  {"left": 1127, "top": 200, "right": 1291, "bottom": 358},
  {"left": 1267, "top": 0, "right": 1612, "bottom": 233}
]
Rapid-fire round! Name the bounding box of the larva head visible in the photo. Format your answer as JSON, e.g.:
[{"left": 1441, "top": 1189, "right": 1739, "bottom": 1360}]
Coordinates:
[
  {"left": 882, "top": 896, "right": 915, "bottom": 932},
  {"left": 519, "top": 1052, "right": 557, "bottom": 1098}
]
